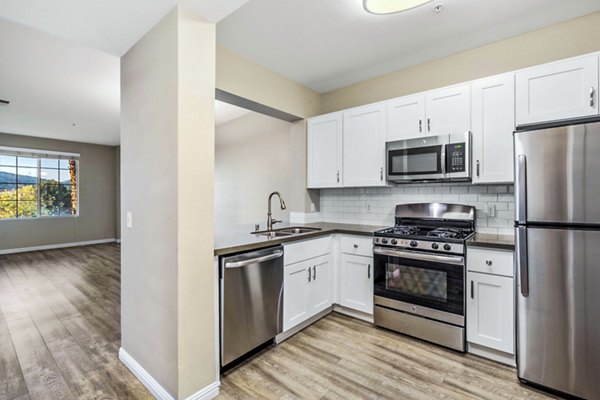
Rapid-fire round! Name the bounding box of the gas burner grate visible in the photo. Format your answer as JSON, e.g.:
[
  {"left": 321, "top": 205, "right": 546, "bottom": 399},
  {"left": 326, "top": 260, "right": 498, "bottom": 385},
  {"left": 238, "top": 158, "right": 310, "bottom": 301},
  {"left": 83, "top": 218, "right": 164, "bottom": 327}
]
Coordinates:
[
  {"left": 393, "top": 226, "right": 420, "bottom": 235},
  {"left": 426, "top": 227, "right": 465, "bottom": 239}
]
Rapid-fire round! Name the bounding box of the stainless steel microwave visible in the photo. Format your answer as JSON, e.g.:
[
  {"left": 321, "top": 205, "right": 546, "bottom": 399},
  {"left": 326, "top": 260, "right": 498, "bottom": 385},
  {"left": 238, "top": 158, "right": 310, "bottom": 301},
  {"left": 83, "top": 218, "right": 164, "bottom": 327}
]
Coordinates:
[{"left": 386, "top": 132, "right": 471, "bottom": 183}]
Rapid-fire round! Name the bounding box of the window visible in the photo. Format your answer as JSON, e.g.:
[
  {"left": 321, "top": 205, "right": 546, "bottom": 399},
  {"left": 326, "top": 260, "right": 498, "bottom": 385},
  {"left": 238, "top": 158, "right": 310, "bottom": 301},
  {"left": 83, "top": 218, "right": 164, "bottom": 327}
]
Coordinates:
[{"left": 0, "top": 147, "right": 79, "bottom": 220}]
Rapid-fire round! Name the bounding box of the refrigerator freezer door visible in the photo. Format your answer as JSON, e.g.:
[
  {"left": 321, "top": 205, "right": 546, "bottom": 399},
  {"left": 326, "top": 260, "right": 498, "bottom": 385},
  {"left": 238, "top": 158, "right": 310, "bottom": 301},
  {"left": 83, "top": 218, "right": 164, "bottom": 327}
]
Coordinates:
[
  {"left": 517, "top": 227, "right": 600, "bottom": 399},
  {"left": 514, "top": 121, "right": 600, "bottom": 225}
]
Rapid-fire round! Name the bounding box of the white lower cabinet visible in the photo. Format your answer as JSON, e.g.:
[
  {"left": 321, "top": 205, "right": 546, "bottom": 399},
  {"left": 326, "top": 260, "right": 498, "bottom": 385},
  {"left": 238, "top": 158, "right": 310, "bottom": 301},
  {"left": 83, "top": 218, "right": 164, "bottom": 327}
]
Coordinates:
[
  {"left": 466, "top": 272, "right": 514, "bottom": 353},
  {"left": 283, "top": 255, "right": 334, "bottom": 332},
  {"left": 308, "top": 255, "right": 333, "bottom": 315},
  {"left": 283, "top": 260, "right": 312, "bottom": 331},
  {"left": 466, "top": 247, "right": 515, "bottom": 362},
  {"left": 339, "top": 253, "right": 373, "bottom": 315}
]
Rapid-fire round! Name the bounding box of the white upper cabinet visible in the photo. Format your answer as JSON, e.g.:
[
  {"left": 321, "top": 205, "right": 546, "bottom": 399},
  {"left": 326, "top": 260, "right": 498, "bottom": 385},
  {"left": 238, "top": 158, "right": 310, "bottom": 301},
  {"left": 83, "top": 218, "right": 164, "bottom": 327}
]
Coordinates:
[
  {"left": 471, "top": 73, "right": 515, "bottom": 184},
  {"left": 343, "top": 103, "right": 386, "bottom": 187},
  {"left": 425, "top": 84, "right": 471, "bottom": 135},
  {"left": 516, "top": 56, "right": 599, "bottom": 125},
  {"left": 307, "top": 112, "right": 343, "bottom": 188},
  {"left": 386, "top": 94, "right": 426, "bottom": 141}
]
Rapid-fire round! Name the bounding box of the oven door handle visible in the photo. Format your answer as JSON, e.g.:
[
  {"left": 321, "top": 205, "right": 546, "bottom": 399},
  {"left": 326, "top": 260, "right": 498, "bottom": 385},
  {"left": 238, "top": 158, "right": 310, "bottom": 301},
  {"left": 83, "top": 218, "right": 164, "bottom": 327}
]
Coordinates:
[{"left": 373, "top": 246, "right": 464, "bottom": 266}]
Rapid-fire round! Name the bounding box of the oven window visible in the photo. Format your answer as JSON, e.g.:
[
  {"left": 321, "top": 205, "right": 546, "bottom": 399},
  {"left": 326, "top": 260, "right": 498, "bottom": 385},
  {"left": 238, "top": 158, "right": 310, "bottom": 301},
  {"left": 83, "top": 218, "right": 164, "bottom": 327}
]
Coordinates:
[
  {"left": 388, "top": 146, "right": 442, "bottom": 176},
  {"left": 374, "top": 254, "right": 464, "bottom": 316},
  {"left": 386, "top": 264, "right": 448, "bottom": 301}
]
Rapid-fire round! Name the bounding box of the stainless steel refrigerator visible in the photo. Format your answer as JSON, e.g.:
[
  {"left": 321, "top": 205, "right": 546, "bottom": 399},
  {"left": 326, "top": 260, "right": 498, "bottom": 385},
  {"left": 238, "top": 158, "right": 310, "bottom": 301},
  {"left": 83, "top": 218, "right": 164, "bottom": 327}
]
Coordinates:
[{"left": 515, "top": 118, "right": 600, "bottom": 399}]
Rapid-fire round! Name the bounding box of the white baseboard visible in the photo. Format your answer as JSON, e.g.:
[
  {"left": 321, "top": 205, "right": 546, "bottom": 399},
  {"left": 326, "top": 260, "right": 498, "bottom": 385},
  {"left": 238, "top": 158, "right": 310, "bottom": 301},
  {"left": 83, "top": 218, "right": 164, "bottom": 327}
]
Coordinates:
[
  {"left": 333, "top": 305, "right": 374, "bottom": 323},
  {"left": 467, "top": 342, "right": 516, "bottom": 367},
  {"left": 0, "top": 238, "right": 118, "bottom": 255},
  {"left": 119, "top": 348, "right": 220, "bottom": 400}
]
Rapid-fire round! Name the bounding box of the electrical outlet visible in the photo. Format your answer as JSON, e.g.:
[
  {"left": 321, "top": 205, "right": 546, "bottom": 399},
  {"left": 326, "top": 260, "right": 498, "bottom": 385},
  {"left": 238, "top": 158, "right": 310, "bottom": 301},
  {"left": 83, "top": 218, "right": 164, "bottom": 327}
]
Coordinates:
[
  {"left": 486, "top": 204, "right": 496, "bottom": 218},
  {"left": 126, "top": 212, "right": 133, "bottom": 229}
]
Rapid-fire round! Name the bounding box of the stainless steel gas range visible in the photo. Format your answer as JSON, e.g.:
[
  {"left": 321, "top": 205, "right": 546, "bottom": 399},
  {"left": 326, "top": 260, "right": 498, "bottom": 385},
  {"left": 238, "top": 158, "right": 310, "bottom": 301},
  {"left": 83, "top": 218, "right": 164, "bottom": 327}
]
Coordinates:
[{"left": 372, "top": 202, "right": 475, "bottom": 352}]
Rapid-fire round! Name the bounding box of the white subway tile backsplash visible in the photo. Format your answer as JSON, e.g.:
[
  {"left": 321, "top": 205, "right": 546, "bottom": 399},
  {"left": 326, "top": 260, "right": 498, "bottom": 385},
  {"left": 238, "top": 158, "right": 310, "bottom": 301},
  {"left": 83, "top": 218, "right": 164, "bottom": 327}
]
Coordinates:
[{"left": 320, "top": 183, "right": 515, "bottom": 234}]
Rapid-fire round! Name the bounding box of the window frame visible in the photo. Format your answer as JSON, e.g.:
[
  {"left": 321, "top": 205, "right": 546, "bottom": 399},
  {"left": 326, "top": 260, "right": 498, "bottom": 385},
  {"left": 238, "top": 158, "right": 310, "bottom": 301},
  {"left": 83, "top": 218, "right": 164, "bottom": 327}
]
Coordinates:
[{"left": 0, "top": 146, "right": 80, "bottom": 221}]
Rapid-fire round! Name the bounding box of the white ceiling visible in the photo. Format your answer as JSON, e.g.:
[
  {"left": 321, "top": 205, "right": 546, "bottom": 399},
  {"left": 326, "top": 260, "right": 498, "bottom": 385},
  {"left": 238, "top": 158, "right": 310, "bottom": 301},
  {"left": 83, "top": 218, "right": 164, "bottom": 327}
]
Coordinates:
[
  {"left": 1, "top": 0, "right": 250, "bottom": 56},
  {"left": 0, "top": 0, "right": 248, "bottom": 146},
  {"left": 217, "top": 0, "right": 600, "bottom": 93},
  {"left": 215, "top": 100, "right": 251, "bottom": 126},
  {"left": 0, "top": 18, "right": 120, "bottom": 145}
]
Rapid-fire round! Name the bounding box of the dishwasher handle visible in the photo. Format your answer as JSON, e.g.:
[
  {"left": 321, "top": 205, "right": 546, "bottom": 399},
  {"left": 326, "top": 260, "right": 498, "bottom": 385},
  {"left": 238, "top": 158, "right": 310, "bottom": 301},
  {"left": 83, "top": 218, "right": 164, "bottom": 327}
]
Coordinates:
[{"left": 224, "top": 250, "right": 284, "bottom": 269}]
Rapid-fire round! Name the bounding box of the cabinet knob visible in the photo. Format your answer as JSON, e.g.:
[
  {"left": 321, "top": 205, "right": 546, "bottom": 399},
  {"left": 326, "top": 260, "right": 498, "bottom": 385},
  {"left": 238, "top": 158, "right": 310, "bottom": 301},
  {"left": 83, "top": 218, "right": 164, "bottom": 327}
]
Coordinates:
[
  {"left": 353, "top": 244, "right": 359, "bottom": 249},
  {"left": 485, "top": 259, "right": 493, "bottom": 266}
]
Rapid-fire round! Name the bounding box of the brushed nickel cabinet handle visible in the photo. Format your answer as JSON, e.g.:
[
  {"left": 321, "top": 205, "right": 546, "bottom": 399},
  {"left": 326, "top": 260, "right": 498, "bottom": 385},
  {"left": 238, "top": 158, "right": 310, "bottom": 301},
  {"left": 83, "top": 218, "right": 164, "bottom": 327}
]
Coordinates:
[
  {"left": 380, "top": 167, "right": 384, "bottom": 181},
  {"left": 591, "top": 87, "right": 595, "bottom": 107},
  {"left": 476, "top": 160, "right": 480, "bottom": 178},
  {"left": 313, "top": 265, "right": 316, "bottom": 280},
  {"left": 337, "top": 170, "right": 340, "bottom": 183},
  {"left": 368, "top": 264, "right": 371, "bottom": 279},
  {"left": 308, "top": 268, "right": 311, "bottom": 283},
  {"left": 485, "top": 259, "right": 493, "bottom": 266},
  {"left": 470, "top": 281, "right": 474, "bottom": 299},
  {"left": 419, "top": 118, "right": 422, "bottom": 133},
  {"left": 427, "top": 117, "right": 431, "bottom": 132}
]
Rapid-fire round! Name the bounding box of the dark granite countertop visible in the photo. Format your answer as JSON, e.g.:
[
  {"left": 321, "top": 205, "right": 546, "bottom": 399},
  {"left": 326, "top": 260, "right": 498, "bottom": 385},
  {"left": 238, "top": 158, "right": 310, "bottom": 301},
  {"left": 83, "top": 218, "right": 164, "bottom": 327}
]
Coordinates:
[
  {"left": 214, "top": 222, "right": 385, "bottom": 256},
  {"left": 467, "top": 233, "right": 515, "bottom": 251}
]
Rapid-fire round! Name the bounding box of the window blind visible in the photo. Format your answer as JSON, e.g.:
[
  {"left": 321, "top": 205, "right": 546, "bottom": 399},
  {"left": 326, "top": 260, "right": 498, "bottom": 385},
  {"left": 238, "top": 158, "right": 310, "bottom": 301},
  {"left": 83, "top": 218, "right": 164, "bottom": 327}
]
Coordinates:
[{"left": 0, "top": 146, "right": 80, "bottom": 160}]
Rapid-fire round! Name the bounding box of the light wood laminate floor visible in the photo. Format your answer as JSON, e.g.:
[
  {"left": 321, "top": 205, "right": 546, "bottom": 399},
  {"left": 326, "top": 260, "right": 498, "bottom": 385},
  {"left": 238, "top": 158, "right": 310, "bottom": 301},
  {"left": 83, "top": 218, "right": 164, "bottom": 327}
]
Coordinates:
[
  {"left": 0, "top": 244, "right": 152, "bottom": 400},
  {"left": 1, "top": 244, "right": 557, "bottom": 400}
]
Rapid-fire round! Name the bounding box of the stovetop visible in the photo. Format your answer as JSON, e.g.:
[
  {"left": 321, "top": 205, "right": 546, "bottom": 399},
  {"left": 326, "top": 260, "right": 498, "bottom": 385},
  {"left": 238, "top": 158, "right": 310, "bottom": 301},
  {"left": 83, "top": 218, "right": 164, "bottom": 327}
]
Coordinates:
[{"left": 375, "top": 225, "right": 474, "bottom": 242}]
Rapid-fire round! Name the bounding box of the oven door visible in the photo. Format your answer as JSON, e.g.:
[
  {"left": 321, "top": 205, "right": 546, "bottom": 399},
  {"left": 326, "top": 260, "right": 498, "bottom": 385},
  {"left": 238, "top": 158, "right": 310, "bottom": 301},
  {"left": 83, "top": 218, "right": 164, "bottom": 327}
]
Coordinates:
[
  {"left": 373, "top": 246, "right": 465, "bottom": 325},
  {"left": 386, "top": 135, "right": 448, "bottom": 181}
]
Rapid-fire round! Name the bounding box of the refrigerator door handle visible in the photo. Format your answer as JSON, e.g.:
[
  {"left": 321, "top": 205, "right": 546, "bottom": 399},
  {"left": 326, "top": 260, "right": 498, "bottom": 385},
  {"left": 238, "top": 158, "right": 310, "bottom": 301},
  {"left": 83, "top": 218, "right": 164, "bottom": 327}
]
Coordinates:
[
  {"left": 516, "top": 154, "right": 527, "bottom": 224},
  {"left": 516, "top": 226, "right": 529, "bottom": 297}
]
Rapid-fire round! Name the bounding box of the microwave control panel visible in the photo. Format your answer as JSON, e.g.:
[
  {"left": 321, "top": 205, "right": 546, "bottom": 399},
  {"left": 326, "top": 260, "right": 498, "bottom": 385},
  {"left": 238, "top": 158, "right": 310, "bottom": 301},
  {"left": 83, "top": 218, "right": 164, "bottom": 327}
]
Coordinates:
[{"left": 446, "top": 143, "right": 466, "bottom": 173}]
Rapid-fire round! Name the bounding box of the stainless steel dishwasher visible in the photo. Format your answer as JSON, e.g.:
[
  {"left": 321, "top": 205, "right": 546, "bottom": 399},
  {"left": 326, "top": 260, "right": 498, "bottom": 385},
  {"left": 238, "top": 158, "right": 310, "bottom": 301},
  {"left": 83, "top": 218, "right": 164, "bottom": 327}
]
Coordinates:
[{"left": 220, "top": 245, "right": 284, "bottom": 367}]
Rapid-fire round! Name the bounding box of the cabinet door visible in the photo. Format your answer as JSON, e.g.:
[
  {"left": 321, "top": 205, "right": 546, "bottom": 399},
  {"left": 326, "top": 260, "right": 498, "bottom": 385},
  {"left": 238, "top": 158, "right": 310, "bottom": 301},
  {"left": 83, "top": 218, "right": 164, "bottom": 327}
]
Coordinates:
[
  {"left": 307, "top": 112, "right": 343, "bottom": 188},
  {"left": 308, "top": 255, "right": 333, "bottom": 315},
  {"left": 425, "top": 84, "right": 471, "bottom": 135},
  {"left": 283, "top": 261, "right": 311, "bottom": 331},
  {"left": 471, "top": 73, "right": 515, "bottom": 184},
  {"left": 339, "top": 254, "right": 373, "bottom": 314},
  {"left": 516, "top": 56, "right": 599, "bottom": 125},
  {"left": 467, "top": 272, "right": 514, "bottom": 354},
  {"left": 387, "top": 94, "right": 426, "bottom": 141},
  {"left": 343, "top": 103, "right": 386, "bottom": 187}
]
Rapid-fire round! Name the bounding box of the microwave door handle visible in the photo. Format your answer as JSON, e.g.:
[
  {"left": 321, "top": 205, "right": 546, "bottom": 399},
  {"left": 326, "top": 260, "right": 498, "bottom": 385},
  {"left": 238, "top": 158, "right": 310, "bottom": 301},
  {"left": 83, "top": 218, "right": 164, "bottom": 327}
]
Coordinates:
[{"left": 441, "top": 145, "right": 447, "bottom": 176}]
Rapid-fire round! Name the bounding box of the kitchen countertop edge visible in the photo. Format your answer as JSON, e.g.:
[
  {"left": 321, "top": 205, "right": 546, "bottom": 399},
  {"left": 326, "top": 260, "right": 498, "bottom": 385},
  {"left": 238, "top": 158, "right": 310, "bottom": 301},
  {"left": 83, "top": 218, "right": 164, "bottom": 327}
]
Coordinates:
[
  {"left": 466, "top": 233, "right": 515, "bottom": 251},
  {"left": 214, "top": 223, "right": 383, "bottom": 257}
]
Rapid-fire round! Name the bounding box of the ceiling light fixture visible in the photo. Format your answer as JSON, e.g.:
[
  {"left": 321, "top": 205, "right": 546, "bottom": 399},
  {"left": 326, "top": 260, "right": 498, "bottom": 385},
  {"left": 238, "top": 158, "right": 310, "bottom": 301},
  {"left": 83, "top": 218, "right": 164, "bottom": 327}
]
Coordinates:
[{"left": 363, "top": 0, "right": 434, "bottom": 14}]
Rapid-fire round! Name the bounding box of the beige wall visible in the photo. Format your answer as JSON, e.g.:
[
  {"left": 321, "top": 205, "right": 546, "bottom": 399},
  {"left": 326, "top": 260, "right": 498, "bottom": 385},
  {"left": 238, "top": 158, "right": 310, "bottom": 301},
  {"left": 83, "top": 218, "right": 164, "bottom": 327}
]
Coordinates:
[
  {"left": 0, "top": 132, "right": 118, "bottom": 250},
  {"left": 321, "top": 11, "right": 600, "bottom": 113},
  {"left": 216, "top": 45, "right": 322, "bottom": 118},
  {"left": 121, "top": 6, "right": 216, "bottom": 399},
  {"left": 215, "top": 112, "right": 315, "bottom": 227}
]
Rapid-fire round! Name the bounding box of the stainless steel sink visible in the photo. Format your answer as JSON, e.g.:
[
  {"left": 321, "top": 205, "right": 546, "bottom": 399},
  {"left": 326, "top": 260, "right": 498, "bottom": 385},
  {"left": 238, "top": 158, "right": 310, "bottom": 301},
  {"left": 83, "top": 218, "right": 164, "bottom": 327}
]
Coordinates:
[
  {"left": 251, "top": 226, "right": 321, "bottom": 237},
  {"left": 277, "top": 227, "right": 321, "bottom": 235},
  {"left": 254, "top": 231, "right": 292, "bottom": 238}
]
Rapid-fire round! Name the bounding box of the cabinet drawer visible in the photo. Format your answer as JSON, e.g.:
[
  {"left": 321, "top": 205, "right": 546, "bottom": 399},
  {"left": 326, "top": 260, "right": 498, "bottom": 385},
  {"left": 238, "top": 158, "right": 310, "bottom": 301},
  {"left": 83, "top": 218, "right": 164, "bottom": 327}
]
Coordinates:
[
  {"left": 467, "top": 248, "right": 514, "bottom": 277},
  {"left": 284, "top": 236, "right": 332, "bottom": 266},
  {"left": 340, "top": 235, "right": 373, "bottom": 257}
]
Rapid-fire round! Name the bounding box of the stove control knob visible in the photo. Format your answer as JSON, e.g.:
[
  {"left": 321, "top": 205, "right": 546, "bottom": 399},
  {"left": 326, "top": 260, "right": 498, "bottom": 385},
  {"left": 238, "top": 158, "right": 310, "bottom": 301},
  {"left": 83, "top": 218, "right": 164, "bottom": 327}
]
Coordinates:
[
  {"left": 391, "top": 239, "right": 398, "bottom": 245},
  {"left": 443, "top": 244, "right": 452, "bottom": 251},
  {"left": 410, "top": 241, "right": 418, "bottom": 248},
  {"left": 381, "top": 238, "right": 388, "bottom": 244},
  {"left": 431, "top": 243, "right": 439, "bottom": 250}
]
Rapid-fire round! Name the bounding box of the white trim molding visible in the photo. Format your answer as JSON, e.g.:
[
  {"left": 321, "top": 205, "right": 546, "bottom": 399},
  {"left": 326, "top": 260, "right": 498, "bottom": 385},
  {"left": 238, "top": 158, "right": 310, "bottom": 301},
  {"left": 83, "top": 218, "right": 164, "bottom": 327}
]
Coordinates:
[
  {"left": 119, "top": 348, "right": 220, "bottom": 400},
  {"left": 0, "top": 238, "right": 118, "bottom": 255}
]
